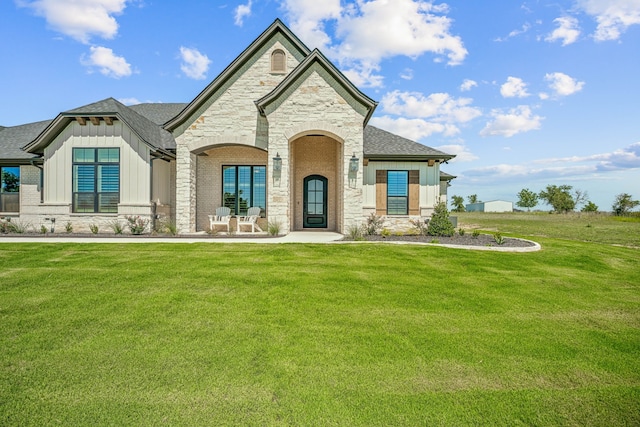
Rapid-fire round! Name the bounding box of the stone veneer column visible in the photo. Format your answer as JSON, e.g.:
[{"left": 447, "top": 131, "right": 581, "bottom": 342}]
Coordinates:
[
  {"left": 175, "top": 144, "right": 196, "bottom": 233},
  {"left": 341, "top": 140, "right": 364, "bottom": 233},
  {"left": 267, "top": 135, "right": 290, "bottom": 234}
]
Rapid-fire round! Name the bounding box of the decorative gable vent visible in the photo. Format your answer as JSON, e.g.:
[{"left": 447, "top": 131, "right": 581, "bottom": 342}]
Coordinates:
[{"left": 271, "top": 49, "right": 286, "bottom": 73}]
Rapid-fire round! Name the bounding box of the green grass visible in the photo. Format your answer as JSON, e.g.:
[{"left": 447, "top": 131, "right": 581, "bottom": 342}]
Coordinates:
[
  {"left": 1, "top": 238, "right": 639, "bottom": 425},
  {"left": 457, "top": 211, "right": 640, "bottom": 247}
]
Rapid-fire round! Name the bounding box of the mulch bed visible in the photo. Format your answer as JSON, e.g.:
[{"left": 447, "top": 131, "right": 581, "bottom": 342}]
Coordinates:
[{"left": 347, "top": 233, "right": 536, "bottom": 248}]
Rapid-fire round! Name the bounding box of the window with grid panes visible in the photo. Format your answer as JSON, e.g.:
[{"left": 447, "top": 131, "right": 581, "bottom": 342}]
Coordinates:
[
  {"left": 72, "top": 148, "right": 119, "bottom": 213},
  {"left": 222, "top": 166, "right": 266, "bottom": 216}
]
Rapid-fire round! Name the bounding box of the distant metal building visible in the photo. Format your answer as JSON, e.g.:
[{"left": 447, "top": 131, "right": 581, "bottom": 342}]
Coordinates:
[{"left": 466, "top": 200, "right": 513, "bottom": 213}]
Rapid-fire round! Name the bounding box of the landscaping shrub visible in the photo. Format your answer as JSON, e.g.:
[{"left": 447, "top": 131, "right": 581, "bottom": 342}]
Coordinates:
[
  {"left": 409, "top": 218, "right": 429, "bottom": 236},
  {"left": 427, "top": 202, "right": 455, "bottom": 237},
  {"left": 110, "top": 221, "right": 124, "bottom": 235},
  {"left": 365, "top": 212, "right": 384, "bottom": 235},
  {"left": 125, "top": 216, "right": 149, "bottom": 235},
  {"left": 267, "top": 220, "right": 281, "bottom": 236},
  {"left": 346, "top": 224, "right": 365, "bottom": 241}
]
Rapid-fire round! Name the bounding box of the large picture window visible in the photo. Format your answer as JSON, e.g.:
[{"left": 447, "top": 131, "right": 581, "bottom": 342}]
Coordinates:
[
  {"left": 0, "top": 166, "right": 20, "bottom": 212},
  {"left": 222, "top": 165, "right": 266, "bottom": 216},
  {"left": 72, "top": 148, "right": 120, "bottom": 213},
  {"left": 387, "top": 170, "right": 408, "bottom": 215}
]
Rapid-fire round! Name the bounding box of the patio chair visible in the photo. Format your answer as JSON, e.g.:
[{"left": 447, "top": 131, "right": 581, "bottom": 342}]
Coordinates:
[
  {"left": 237, "top": 207, "right": 262, "bottom": 233},
  {"left": 208, "top": 207, "right": 231, "bottom": 233}
]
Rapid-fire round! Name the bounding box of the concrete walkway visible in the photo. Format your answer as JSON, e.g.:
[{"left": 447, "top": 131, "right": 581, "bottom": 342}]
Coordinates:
[
  {"left": 0, "top": 231, "right": 541, "bottom": 251},
  {"left": 0, "top": 231, "right": 344, "bottom": 244}
]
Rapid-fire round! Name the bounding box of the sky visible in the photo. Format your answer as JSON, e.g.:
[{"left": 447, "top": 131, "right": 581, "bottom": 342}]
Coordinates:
[{"left": 1, "top": 0, "right": 639, "bottom": 211}]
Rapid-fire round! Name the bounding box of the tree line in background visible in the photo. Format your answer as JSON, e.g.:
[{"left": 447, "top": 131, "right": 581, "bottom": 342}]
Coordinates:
[{"left": 450, "top": 187, "right": 639, "bottom": 216}]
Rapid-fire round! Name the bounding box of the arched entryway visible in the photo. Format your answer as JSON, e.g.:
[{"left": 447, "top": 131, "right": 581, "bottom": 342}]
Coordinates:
[{"left": 290, "top": 135, "right": 342, "bottom": 231}]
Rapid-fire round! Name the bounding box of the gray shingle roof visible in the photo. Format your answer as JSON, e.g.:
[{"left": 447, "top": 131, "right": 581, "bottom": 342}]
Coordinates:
[
  {"left": 0, "top": 120, "right": 52, "bottom": 161},
  {"left": 64, "top": 98, "right": 178, "bottom": 151},
  {"left": 440, "top": 171, "right": 456, "bottom": 180},
  {"left": 24, "top": 98, "right": 179, "bottom": 154},
  {"left": 364, "top": 125, "right": 454, "bottom": 160},
  {"left": 128, "top": 103, "right": 188, "bottom": 125}
]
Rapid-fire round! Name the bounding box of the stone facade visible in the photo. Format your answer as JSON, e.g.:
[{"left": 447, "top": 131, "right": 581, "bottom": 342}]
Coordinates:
[{"left": 172, "top": 30, "right": 369, "bottom": 234}]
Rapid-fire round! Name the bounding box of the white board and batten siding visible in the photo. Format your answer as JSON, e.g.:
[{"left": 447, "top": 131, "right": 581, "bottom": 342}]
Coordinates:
[
  {"left": 363, "top": 161, "right": 441, "bottom": 215},
  {"left": 43, "top": 120, "right": 152, "bottom": 209}
]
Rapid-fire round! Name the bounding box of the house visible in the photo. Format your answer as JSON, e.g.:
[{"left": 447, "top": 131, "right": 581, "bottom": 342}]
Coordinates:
[
  {"left": 0, "top": 19, "right": 455, "bottom": 235},
  {"left": 466, "top": 200, "right": 513, "bottom": 213}
]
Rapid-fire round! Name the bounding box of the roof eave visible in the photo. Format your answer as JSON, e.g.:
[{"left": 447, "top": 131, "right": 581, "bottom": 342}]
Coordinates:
[
  {"left": 365, "top": 154, "right": 456, "bottom": 162},
  {"left": 24, "top": 113, "right": 171, "bottom": 155},
  {"left": 0, "top": 157, "right": 42, "bottom": 165},
  {"left": 164, "top": 19, "right": 311, "bottom": 132},
  {"left": 255, "top": 49, "right": 377, "bottom": 124}
]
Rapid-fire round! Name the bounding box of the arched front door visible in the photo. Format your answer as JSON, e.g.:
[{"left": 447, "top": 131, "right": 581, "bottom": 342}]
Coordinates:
[{"left": 303, "top": 175, "right": 328, "bottom": 228}]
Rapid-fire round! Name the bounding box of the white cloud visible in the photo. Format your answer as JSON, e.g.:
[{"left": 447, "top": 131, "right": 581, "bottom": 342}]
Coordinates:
[
  {"left": 380, "top": 90, "right": 482, "bottom": 124},
  {"left": 544, "top": 72, "right": 585, "bottom": 96},
  {"left": 500, "top": 76, "right": 530, "bottom": 98},
  {"left": 435, "top": 144, "right": 478, "bottom": 162},
  {"left": 576, "top": 0, "right": 640, "bottom": 41},
  {"left": 81, "top": 46, "right": 132, "bottom": 78},
  {"left": 234, "top": 0, "right": 252, "bottom": 26},
  {"left": 334, "top": 1, "right": 467, "bottom": 65},
  {"left": 462, "top": 142, "right": 640, "bottom": 184},
  {"left": 480, "top": 105, "right": 543, "bottom": 138},
  {"left": 495, "top": 23, "right": 532, "bottom": 42},
  {"left": 400, "top": 68, "right": 414, "bottom": 80},
  {"left": 19, "top": 0, "right": 127, "bottom": 44},
  {"left": 460, "top": 79, "right": 478, "bottom": 92},
  {"left": 537, "top": 142, "right": 640, "bottom": 171},
  {"left": 369, "top": 116, "right": 459, "bottom": 141},
  {"left": 179, "top": 46, "right": 211, "bottom": 80},
  {"left": 282, "top": 0, "right": 342, "bottom": 50},
  {"left": 281, "top": 0, "right": 467, "bottom": 87},
  {"left": 118, "top": 97, "right": 141, "bottom": 105},
  {"left": 545, "top": 16, "right": 581, "bottom": 45},
  {"left": 341, "top": 62, "right": 384, "bottom": 88}
]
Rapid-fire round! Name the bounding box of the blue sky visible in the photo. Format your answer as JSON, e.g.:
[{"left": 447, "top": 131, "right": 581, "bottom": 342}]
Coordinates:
[{"left": 1, "top": 0, "right": 639, "bottom": 210}]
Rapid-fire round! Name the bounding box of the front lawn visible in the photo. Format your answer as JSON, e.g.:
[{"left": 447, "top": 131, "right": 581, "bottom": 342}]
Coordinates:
[{"left": 1, "top": 241, "right": 639, "bottom": 425}]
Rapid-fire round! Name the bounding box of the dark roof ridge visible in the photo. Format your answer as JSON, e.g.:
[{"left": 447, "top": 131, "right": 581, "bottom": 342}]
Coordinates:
[
  {"left": 164, "top": 18, "right": 311, "bottom": 133},
  {"left": 255, "top": 48, "right": 378, "bottom": 125}
]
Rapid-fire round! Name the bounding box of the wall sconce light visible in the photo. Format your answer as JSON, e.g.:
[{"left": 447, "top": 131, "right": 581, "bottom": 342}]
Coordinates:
[
  {"left": 273, "top": 152, "right": 282, "bottom": 172},
  {"left": 349, "top": 153, "right": 359, "bottom": 173}
]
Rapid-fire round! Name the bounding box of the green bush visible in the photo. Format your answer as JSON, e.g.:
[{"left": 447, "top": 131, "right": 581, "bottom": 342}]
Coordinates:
[
  {"left": 427, "top": 202, "right": 455, "bottom": 237},
  {"left": 365, "top": 213, "right": 384, "bottom": 235},
  {"left": 346, "top": 224, "right": 365, "bottom": 241},
  {"left": 65, "top": 221, "right": 73, "bottom": 233},
  {"left": 409, "top": 218, "right": 428, "bottom": 236},
  {"left": 125, "top": 216, "right": 149, "bottom": 235},
  {"left": 493, "top": 232, "right": 505, "bottom": 245},
  {"left": 267, "top": 220, "right": 281, "bottom": 236},
  {"left": 89, "top": 224, "right": 99, "bottom": 234},
  {"left": 472, "top": 229, "right": 480, "bottom": 239},
  {"left": 0, "top": 218, "right": 10, "bottom": 234},
  {"left": 110, "top": 221, "right": 124, "bottom": 235}
]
